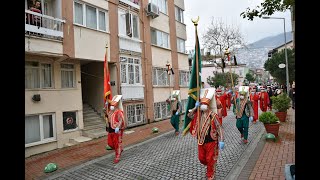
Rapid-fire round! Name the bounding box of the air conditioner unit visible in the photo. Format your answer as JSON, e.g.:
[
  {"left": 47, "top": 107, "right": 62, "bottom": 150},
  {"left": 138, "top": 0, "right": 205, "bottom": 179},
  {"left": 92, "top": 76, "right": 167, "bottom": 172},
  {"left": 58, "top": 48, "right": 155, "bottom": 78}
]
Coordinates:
[{"left": 146, "top": 3, "right": 159, "bottom": 18}]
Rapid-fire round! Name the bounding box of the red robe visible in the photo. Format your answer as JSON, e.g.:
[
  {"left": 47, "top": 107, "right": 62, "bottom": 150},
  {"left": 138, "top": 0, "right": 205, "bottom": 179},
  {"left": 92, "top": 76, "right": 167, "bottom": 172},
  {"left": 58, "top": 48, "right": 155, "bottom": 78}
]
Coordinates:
[
  {"left": 215, "top": 96, "right": 223, "bottom": 125},
  {"left": 259, "top": 92, "right": 270, "bottom": 112},
  {"left": 250, "top": 93, "right": 259, "bottom": 121},
  {"left": 219, "top": 94, "right": 228, "bottom": 117},
  {"left": 107, "top": 109, "right": 126, "bottom": 162},
  {"left": 225, "top": 92, "right": 232, "bottom": 110}
]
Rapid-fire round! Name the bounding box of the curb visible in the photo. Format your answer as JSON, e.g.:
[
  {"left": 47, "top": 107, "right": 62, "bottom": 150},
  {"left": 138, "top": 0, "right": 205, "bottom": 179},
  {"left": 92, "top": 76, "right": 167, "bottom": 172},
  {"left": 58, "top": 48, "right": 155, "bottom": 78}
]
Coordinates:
[
  {"left": 42, "top": 130, "right": 175, "bottom": 180},
  {"left": 224, "top": 125, "right": 266, "bottom": 180}
]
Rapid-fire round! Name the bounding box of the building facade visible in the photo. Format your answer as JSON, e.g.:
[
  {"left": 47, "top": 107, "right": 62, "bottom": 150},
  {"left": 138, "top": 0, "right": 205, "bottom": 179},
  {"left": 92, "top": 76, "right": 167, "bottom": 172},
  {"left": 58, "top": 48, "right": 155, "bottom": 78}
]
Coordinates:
[{"left": 25, "top": 0, "right": 188, "bottom": 157}]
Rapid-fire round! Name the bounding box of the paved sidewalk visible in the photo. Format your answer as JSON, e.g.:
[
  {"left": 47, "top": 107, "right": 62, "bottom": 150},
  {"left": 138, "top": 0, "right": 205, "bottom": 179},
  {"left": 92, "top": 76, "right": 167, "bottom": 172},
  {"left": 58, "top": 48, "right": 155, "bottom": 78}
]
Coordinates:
[
  {"left": 247, "top": 109, "right": 295, "bottom": 180},
  {"left": 25, "top": 119, "right": 174, "bottom": 180}
]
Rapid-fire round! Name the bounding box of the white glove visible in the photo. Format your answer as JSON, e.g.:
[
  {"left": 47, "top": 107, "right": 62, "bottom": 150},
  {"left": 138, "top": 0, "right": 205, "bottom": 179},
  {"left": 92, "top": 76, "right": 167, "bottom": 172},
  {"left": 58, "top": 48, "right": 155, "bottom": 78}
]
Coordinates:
[{"left": 115, "top": 127, "right": 120, "bottom": 133}]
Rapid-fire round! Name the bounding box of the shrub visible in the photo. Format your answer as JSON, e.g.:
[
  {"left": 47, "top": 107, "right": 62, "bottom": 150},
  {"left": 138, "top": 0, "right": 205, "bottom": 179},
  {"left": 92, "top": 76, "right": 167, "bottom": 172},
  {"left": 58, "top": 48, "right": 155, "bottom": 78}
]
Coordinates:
[
  {"left": 259, "top": 111, "right": 279, "bottom": 124},
  {"left": 271, "top": 93, "right": 291, "bottom": 112}
]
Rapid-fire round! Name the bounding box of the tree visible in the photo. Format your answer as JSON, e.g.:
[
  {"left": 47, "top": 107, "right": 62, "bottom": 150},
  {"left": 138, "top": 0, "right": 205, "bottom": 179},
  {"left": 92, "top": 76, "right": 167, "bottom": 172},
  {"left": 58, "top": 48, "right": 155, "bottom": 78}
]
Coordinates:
[
  {"left": 202, "top": 18, "right": 245, "bottom": 73},
  {"left": 264, "top": 48, "right": 295, "bottom": 84},
  {"left": 245, "top": 73, "right": 255, "bottom": 83},
  {"left": 207, "top": 72, "right": 239, "bottom": 88},
  {"left": 240, "top": 0, "right": 294, "bottom": 21}
]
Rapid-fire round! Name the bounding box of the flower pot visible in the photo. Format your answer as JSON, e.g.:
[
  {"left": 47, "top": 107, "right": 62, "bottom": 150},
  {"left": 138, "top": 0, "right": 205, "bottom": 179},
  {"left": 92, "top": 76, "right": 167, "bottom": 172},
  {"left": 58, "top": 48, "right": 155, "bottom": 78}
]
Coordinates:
[
  {"left": 275, "top": 111, "right": 287, "bottom": 122},
  {"left": 263, "top": 122, "right": 280, "bottom": 137}
]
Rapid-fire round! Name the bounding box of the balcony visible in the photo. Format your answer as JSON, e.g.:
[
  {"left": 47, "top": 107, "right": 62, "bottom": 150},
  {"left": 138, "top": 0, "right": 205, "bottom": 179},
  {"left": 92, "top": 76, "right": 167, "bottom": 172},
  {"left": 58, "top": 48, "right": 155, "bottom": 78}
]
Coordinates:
[
  {"left": 121, "top": 85, "right": 144, "bottom": 100},
  {"left": 119, "top": 0, "right": 140, "bottom": 9},
  {"left": 25, "top": 10, "right": 65, "bottom": 40},
  {"left": 119, "top": 35, "right": 142, "bottom": 54}
]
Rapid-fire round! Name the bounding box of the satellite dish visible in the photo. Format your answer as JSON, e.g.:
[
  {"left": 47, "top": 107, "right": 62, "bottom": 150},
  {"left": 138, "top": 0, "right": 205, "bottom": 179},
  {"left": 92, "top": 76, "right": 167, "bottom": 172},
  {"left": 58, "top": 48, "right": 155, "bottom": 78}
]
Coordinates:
[{"left": 278, "top": 63, "right": 285, "bottom": 68}]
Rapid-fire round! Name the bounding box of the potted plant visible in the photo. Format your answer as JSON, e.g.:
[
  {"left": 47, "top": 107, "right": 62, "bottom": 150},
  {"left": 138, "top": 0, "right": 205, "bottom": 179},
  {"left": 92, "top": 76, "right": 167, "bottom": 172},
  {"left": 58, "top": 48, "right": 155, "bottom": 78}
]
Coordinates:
[
  {"left": 270, "top": 93, "right": 291, "bottom": 122},
  {"left": 259, "top": 111, "right": 280, "bottom": 137}
]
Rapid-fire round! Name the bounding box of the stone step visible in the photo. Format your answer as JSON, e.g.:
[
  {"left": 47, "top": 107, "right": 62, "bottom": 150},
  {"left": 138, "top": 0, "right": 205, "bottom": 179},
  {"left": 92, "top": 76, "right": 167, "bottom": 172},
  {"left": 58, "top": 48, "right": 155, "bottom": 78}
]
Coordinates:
[
  {"left": 69, "top": 136, "right": 92, "bottom": 145},
  {"left": 64, "top": 143, "right": 75, "bottom": 147},
  {"left": 82, "top": 128, "right": 106, "bottom": 139},
  {"left": 83, "top": 123, "right": 106, "bottom": 131},
  {"left": 84, "top": 121, "right": 105, "bottom": 128},
  {"left": 83, "top": 114, "right": 102, "bottom": 120},
  {"left": 83, "top": 116, "right": 103, "bottom": 121},
  {"left": 83, "top": 119, "right": 104, "bottom": 125}
]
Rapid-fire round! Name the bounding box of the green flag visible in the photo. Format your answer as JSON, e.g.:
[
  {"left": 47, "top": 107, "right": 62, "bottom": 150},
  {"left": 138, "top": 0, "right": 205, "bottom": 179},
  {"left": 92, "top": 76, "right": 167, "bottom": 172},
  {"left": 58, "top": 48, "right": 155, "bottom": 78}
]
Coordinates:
[{"left": 183, "top": 32, "right": 202, "bottom": 133}]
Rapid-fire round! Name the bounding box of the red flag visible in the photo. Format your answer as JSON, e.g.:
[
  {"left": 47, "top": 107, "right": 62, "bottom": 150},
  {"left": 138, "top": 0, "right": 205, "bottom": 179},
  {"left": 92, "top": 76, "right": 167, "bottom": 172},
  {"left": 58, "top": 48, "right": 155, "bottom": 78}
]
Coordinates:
[{"left": 104, "top": 54, "right": 112, "bottom": 109}]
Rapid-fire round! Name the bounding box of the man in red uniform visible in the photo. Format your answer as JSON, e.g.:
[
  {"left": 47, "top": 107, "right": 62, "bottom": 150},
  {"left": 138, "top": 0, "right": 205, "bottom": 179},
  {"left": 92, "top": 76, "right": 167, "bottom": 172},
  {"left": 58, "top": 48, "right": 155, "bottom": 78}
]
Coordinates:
[
  {"left": 259, "top": 87, "right": 270, "bottom": 112},
  {"left": 104, "top": 95, "right": 127, "bottom": 164},
  {"left": 249, "top": 86, "right": 259, "bottom": 124},
  {"left": 217, "top": 87, "right": 228, "bottom": 118},
  {"left": 225, "top": 87, "right": 232, "bottom": 110},
  {"left": 187, "top": 88, "right": 225, "bottom": 180}
]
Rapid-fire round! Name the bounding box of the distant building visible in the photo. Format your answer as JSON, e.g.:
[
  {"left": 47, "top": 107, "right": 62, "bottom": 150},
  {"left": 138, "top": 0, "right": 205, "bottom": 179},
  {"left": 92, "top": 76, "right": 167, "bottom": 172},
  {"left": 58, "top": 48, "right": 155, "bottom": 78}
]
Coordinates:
[{"left": 268, "top": 40, "right": 294, "bottom": 58}]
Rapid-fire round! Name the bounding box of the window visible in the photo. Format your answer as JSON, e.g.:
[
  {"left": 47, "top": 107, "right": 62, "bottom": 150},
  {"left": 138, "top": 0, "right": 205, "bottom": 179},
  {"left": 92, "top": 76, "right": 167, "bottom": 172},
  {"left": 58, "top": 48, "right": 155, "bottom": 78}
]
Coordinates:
[
  {"left": 74, "top": 2, "right": 83, "bottom": 25},
  {"left": 63, "top": 111, "right": 78, "bottom": 131},
  {"left": 25, "top": 114, "right": 55, "bottom": 146},
  {"left": 177, "top": 38, "right": 186, "bottom": 53},
  {"left": 120, "top": 57, "right": 142, "bottom": 85},
  {"left": 175, "top": 6, "right": 184, "bottom": 23},
  {"left": 154, "top": 101, "right": 171, "bottom": 120},
  {"left": 25, "top": 61, "right": 53, "bottom": 89},
  {"left": 73, "top": 1, "right": 107, "bottom": 31},
  {"left": 61, "top": 64, "right": 76, "bottom": 88},
  {"left": 179, "top": 70, "right": 190, "bottom": 87},
  {"left": 118, "top": 9, "right": 139, "bottom": 39},
  {"left": 153, "top": 67, "right": 174, "bottom": 86},
  {"left": 86, "top": 5, "right": 97, "bottom": 29},
  {"left": 150, "top": 0, "right": 167, "bottom": 14},
  {"left": 151, "top": 29, "right": 169, "bottom": 48},
  {"left": 126, "top": 104, "right": 145, "bottom": 126}
]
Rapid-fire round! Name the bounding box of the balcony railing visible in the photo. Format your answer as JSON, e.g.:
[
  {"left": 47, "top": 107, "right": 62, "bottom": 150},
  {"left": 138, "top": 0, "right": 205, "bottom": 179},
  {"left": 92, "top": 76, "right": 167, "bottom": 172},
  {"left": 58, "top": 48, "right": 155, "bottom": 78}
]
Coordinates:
[
  {"left": 119, "top": 0, "right": 140, "bottom": 9},
  {"left": 25, "top": 10, "right": 65, "bottom": 40}
]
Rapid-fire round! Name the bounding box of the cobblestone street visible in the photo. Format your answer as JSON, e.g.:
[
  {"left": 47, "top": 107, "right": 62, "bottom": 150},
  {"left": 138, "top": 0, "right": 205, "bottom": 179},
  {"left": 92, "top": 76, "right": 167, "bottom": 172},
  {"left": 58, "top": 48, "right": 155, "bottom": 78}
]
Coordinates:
[{"left": 44, "top": 110, "right": 264, "bottom": 180}]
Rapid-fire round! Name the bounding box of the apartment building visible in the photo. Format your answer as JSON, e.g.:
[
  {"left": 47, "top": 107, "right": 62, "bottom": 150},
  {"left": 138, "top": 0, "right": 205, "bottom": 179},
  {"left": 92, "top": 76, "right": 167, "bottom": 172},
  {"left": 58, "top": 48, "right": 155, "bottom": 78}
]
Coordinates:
[{"left": 25, "top": 0, "right": 188, "bottom": 157}]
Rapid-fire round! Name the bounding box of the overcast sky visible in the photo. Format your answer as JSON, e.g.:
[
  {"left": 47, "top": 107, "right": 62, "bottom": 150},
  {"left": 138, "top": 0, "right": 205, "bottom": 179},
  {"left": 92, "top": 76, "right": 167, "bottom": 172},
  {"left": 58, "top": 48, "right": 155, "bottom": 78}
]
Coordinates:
[{"left": 184, "top": 0, "right": 292, "bottom": 50}]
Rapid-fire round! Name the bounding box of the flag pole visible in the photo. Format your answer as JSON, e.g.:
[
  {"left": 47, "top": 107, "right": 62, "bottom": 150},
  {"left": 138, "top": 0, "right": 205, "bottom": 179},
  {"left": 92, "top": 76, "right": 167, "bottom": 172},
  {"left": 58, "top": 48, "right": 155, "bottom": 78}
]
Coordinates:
[
  {"left": 182, "top": 17, "right": 200, "bottom": 136},
  {"left": 226, "top": 49, "right": 238, "bottom": 115},
  {"left": 104, "top": 43, "right": 109, "bottom": 121}
]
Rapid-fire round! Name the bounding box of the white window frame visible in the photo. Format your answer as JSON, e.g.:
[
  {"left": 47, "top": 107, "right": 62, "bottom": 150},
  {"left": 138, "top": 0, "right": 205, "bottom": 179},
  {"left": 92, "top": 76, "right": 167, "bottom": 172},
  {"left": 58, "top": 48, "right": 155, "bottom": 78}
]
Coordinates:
[
  {"left": 150, "top": 0, "right": 167, "bottom": 14},
  {"left": 153, "top": 101, "right": 170, "bottom": 121},
  {"left": 73, "top": 1, "right": 108, "bottom": 32},
  {"left": 175, "top": 6, "right": 184, "bottom": 23},
  {"left": 118, "top": 8, "right": 140, "bottom": 39},
  {"left": 177, "top": 38, "right": 186, "bottom": 53},
  {"left": 61, "top": 63, "right": 76, "bottom": 88},
  {"left": 25, "top": 61, "right": 54, "bottom": 89},
  {"left": 153, "top": 67, "right": 172, "bottom": 86},
  {"left": 126, "top": 104, "right": 145, "bottom": 126},
  {"left": 120, "top": 56, "right": 142, "bottom": 85},
  {"left": 151, "top": 29, "right": 170, "bottom": 48},
  {"left": 25, "top": 113, "right": 56, "bottom": 147},
  {"left": 179, "top": 70, "right": 190, "bottom": 87}
]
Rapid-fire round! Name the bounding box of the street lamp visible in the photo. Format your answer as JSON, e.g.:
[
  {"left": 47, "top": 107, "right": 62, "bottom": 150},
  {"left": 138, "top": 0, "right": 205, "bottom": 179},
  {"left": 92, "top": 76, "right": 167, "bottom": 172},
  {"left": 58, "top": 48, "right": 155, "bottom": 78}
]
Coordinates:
[{"left": 262, "top": 16, "right": 290, "bottom": 94}]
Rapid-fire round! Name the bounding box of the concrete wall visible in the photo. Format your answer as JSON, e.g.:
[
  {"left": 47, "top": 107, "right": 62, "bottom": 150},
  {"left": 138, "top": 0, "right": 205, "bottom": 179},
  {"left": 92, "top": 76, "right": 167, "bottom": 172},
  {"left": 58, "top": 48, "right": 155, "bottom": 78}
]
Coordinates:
[
  {"left": 177, "top": 53, "right": 188, "bottom": 70},
  {"left": 25, "top": 37, "right": 63, "bottom": 54},
  {"left": 151, "top": 46, "right": 172, "bottom": 67},
  {"left": 82, "top": 0, "right": 109, "bottom": 9},
  {"left": 174, "top": 0, "right": 185, "bottom": 9},
  {"left": 179, "top": 87, "right": 189, "bottom": 100},
  {"left": 175, "top": 23, "right": 186, "bottom": 40},
  {"left": 25, "top": 56, "right": 83, "bottom": 157},
  {"left": 150, "top": 14, "right": 170, "bottom": 33},
  {"left": 74, "top": 27, "right": 110, "bottom": 61},
  {"left": 153, "top": 88, "right": 172, "bottom": 102}
]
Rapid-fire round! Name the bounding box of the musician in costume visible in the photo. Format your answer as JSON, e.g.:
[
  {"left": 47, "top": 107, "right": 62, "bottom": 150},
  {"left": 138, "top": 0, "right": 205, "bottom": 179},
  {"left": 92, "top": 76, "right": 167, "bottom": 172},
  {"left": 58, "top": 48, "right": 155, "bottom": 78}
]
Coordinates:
[
  {"left": 233, "top": 86, "right": 254, "bottom": 144},
  {"left": 104, "top": 95, "right": 127, "bottom": 164},
  {"left": 259, "top": 87, "right": 270, "bottom": 112},
  {"left": 249, "top": 86, "right": 259, "bottom": 124},
  {"left": 187, "top": 88, "right": 225, "bottom": 180},
  {"left": 166, "top": 90, "right": 182, "bottom": 136}
]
